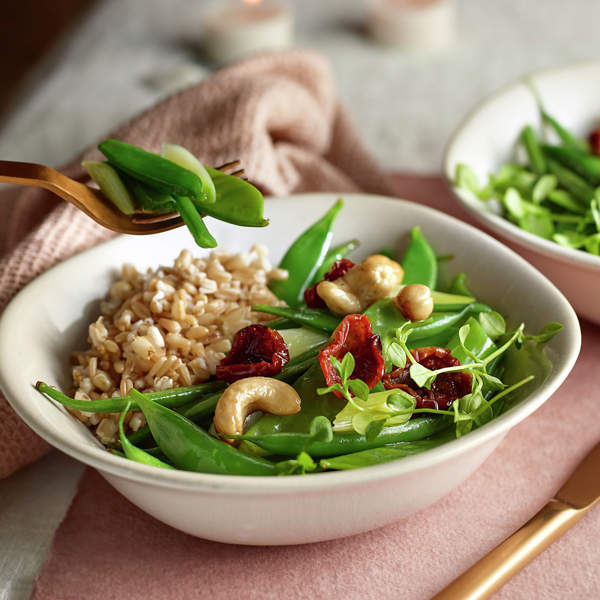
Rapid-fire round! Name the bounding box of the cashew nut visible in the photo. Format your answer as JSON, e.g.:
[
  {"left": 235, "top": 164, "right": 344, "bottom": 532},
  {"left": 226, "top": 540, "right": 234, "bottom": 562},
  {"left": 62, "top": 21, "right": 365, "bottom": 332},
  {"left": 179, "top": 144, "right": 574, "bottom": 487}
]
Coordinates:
[
  {"left": 394, "top": 284, "right": 434, "bottom": 321},
  {"left": 316, "top": 254, "right": 404, "bottom": 315},
  {"left": 213, "top": 376, "right": 301, "bottom": 443}
]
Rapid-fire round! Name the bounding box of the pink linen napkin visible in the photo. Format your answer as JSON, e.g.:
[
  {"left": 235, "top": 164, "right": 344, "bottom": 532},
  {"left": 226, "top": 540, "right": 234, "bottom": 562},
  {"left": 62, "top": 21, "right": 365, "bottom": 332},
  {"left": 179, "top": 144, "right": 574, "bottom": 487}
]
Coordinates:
[
  {"left": 0, "top": 49, "right": 393, "bottom": 479},
  {"left": 30, "top": 177, "right": 600, "bottom": 600}
]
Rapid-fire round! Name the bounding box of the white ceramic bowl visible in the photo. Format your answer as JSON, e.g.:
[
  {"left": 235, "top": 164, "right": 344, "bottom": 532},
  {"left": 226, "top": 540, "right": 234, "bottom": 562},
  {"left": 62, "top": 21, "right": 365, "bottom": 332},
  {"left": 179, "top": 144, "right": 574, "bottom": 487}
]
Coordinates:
[
  {"left": 0, "top": 194, "right": 580, "bottom": 545},
  {"left": 443, "top": 60, "right": 600, "bottom": 325}
]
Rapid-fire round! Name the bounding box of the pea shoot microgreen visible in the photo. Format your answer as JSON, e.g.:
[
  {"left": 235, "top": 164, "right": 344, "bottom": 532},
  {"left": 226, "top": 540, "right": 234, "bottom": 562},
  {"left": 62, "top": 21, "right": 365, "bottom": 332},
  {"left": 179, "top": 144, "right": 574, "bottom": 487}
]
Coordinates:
[
  {"left": 274, "top": 416, "right": 333, "bottom": 475},
  {"left": 317, "top": 352, "right": 370, "bottom": 412},
  {"left": 323, "top": 317, "right": 560, "bottom": 440},
  {"left": 275, "top": 451, "right": 317, "bottom": 476}
]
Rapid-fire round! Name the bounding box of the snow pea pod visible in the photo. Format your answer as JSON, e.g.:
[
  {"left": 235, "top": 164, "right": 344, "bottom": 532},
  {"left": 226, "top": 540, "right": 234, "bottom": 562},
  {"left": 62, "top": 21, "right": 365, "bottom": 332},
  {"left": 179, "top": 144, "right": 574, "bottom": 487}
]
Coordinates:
[
  {"left": 132, "top": 390, "right": 275, "bottom": 475},
  {"left": 401, "top": 226, "right": 437, "bottom": 289},
  {"left": 239, "top": 416, "right": 449, "bottom": 457},
  {"left": 99, "top": 139, "right": 205, "bottom": 199},
  {"left": 320, "top": 434, "right": 453, "bottom": 470},
  {"left": 196, "top": 167, "right": 268, "bottom": 227},
  {"left": 269, "top": 199, "right": 343, "bottom": 307},
  {"left": 252, "top": 303, "right": 342, "bottom": 332},
  {"left": 310, "top": 238, "right": 360, "bottom": 285}
]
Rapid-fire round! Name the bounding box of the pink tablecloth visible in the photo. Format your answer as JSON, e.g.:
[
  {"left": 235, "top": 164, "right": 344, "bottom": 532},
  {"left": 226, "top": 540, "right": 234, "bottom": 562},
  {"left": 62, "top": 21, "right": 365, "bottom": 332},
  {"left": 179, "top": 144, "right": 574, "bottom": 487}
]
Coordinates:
[{"left": 30, "top": 175, "right": 600, "bottom": 600}]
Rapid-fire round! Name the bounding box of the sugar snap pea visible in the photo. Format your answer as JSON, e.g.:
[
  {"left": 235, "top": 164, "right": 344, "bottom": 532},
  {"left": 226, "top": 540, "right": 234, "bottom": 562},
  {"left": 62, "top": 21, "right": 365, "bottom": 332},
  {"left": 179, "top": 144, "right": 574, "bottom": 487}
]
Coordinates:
[
  {"left": 173, "top": 195, "right": 217, "bottom": 248},
  {"left": 132, "top": 390, "right": 275, "bottom": 475},
  {"left": 320, "top": 434, "right": 453, "bottom": 470},
  {"left": 236, "top": 416, "right": 449, "bottom": 457},
  {"left": 118, "top": 402, "right": 173, "bottom": 469},
  {"left": 99, "top": 139, "right": 205, "bottom": 199},
  {"left": 35, "top": 379, "right": 226, "bottom": 414},
  {"left": 364, "top": 297, "right": 489, "bottom": 342},
  {"left": 269, "top": 199, "right": 343, "bottom": 307},
  {"left": 252, "top": 303, "right": 342, "bottom": 332}
]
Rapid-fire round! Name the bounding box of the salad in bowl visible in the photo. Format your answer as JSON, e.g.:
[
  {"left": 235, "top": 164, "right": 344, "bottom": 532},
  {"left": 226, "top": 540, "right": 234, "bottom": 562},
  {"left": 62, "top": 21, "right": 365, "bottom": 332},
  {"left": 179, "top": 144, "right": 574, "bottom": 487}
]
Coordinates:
[
  {"left": 0, "top": 188, "right": 580, "bottom": 544},
  {"left": 37, "top": 200, "right": 564, "bottom": 476}
]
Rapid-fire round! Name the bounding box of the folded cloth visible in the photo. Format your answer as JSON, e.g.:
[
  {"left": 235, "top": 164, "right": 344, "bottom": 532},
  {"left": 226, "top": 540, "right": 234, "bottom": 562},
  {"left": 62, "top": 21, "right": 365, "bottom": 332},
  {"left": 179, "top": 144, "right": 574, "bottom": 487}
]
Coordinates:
[{"left": 0, "top": 49, "right": 394, "bottom": 479}]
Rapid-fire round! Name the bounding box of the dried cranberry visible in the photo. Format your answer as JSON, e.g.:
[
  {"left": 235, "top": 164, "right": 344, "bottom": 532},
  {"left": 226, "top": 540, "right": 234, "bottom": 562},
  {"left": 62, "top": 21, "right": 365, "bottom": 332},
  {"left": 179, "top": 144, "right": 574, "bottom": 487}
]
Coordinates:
[
  {"left": 215, "top": 324, "right": 289, "bottom": 383},
  {"left": 590, "top": 127, "right": 600, "bottom": 155},
  {"left": 382, "top": 346, "right": 472, "bottom": 410},
  {"left": 304, "top": 259, "right": 355, "bottom": 308},
  {"left": 318, "top": 313, "right": 384, "bottom": 398}
]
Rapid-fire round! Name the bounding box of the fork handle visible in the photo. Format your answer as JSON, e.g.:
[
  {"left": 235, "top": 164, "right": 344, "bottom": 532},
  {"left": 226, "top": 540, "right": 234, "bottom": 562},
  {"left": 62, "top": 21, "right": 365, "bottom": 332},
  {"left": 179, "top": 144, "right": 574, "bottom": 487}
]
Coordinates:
[
  {"left": 431, "top": 499, "right": 587, "bottom": 600},
  {"left": 0, "top": 160, "right": 63, "bottom": 186}
]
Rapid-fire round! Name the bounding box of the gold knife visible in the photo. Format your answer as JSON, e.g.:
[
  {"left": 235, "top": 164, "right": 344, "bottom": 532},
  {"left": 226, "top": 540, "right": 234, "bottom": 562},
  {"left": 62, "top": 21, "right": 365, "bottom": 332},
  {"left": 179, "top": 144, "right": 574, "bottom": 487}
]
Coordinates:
[{"left": 432, "top": 441, "right": 600, "bottom": 600}]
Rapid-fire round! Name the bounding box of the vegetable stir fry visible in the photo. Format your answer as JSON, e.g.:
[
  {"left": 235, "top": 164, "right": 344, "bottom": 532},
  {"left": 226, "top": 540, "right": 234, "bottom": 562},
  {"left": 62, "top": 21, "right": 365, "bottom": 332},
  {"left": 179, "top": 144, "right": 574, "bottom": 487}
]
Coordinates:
[
  {"left": 454, "top": 88, "right": 600, "bottom": 255},
  {"left": 84, "top": 140, "right": 267, "bottom": 248},
  {"left": 37, "top": 201, "right": 562, "bottom": 475}
]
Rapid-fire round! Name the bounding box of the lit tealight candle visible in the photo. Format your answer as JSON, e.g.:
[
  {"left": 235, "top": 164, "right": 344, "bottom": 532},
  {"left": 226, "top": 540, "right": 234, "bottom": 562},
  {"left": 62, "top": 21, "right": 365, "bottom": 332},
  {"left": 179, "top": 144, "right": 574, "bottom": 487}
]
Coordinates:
[
  {"left": 368, "top": 0, "right": 456, "bottom": 51},
  {"left": 203, "top": 0, "right": 294, "bottom": 65}
]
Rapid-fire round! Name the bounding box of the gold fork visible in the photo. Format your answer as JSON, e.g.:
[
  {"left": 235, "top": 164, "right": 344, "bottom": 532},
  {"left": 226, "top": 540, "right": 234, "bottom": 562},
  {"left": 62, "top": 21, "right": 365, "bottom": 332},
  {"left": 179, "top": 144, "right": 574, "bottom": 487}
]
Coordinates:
[{"left": 0, "top": 159, "right": 245, "bottom": 235}]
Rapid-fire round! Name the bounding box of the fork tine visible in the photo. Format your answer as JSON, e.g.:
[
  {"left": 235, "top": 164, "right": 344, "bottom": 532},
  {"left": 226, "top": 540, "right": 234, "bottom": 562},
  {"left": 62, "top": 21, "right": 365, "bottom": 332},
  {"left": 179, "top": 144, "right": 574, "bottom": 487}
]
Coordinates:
[
  {"left": 229, "top": 169, "right": 245, "bottom": 178},
  {"left": 215, "top": 160, "right": 241, "bottom": 172},
  {"left": 131, "top": 211, "right": 179, "bottom": 224}
]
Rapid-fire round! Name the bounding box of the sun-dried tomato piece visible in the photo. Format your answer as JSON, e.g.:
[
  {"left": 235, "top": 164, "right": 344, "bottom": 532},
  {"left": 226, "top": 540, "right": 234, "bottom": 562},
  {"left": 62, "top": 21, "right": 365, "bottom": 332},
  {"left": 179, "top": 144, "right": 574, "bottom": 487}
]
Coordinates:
[
  {"left": 382, "top": 346, "right": 472, "bottom": 410},
  {"left": 303, "top": 285, "right": 326, "bottom": 309},
  {"left": 304, "top": 259, "right": 355, "bottom": 308},
  {"left": 324, "top": 259, "right": 355, "bottom": 281},
  {"left": 318, "top": 313, "right": 384, "bottom": 398},
  {"left": 589, "top": 127, "right": 600, "bottom": 155},
  {"left": 215, "top": 324, "right": 289, "bottom": 383}
]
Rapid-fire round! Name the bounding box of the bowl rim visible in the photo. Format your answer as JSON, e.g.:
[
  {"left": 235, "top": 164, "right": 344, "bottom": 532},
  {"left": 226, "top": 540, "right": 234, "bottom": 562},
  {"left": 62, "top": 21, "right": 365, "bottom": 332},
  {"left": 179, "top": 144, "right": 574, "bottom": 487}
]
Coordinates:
[
  {"left": 442, "top": 58, "right": 600, "bottom": 271},
  {"left": 0, "top": 193, "right": 581, "bottom": 494}
]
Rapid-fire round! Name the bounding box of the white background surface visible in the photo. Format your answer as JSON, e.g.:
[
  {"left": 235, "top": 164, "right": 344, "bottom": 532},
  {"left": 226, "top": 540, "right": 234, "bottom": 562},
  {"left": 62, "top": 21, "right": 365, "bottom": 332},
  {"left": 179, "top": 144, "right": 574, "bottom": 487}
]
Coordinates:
[{"left": 2, "top": 0, "right": 600, "bottom": 598}]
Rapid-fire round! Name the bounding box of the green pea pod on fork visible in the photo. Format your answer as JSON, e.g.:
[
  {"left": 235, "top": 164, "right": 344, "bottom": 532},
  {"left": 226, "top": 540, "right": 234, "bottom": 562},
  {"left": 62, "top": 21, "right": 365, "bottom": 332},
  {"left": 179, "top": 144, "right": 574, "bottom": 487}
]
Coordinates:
[{"left": 83, "top": 139, "right": 269, "bottom": 248}]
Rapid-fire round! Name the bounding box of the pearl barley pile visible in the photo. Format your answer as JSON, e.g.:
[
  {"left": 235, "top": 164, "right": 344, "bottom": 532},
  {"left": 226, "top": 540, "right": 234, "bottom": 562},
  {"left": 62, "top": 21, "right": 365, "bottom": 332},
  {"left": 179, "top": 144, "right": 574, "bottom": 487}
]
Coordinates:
[{"left": 70, "top": 246, "right": 287, "bottom": 445}]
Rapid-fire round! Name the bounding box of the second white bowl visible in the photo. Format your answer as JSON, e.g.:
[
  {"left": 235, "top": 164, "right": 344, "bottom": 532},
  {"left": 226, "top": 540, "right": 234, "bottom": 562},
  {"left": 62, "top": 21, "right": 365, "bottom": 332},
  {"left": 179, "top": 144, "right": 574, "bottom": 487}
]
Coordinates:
[{"left": 443, "top": 60, "right": 600, "bottom": 325}]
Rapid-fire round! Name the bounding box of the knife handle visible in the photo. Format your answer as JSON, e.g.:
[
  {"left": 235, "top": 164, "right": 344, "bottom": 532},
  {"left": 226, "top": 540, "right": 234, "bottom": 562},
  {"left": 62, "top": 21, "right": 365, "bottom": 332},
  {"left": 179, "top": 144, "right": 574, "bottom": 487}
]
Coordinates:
[{"left": 431, "top": 499, "right": 586, "bottom": 600}]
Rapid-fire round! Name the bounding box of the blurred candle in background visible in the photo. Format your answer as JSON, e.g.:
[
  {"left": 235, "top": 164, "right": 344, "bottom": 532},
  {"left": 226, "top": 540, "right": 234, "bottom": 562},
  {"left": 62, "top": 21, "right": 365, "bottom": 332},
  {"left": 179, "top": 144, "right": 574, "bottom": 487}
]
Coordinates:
[
  {"left": 203, "top": 0, "right": 294, "bottom": 65},
  {"left": 368, "top": 0, "right": 456, "bottom": 51}
]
